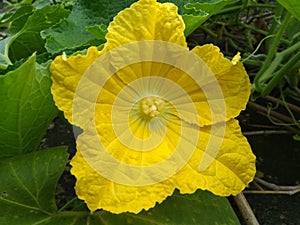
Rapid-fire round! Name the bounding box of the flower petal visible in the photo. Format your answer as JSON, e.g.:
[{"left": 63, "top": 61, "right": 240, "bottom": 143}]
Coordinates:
[
  {"left": 71, "top": 118, "right": 255, "bottom": 213},
  {"left": 191, "top": 44, "right": 251, "bottom": 122},
  {"left": 71, "top": 150, "right": 175, "bottom": 214},
  {"left": 50, "top": 47, "right": 101, "bottom": 123},
  {"left": 94, "top": 106, "right": 178, "bottom": 167},
  {"left": 104, "top": 0, "right": 187, "bottom": 50},
  {"left": 175, "top": 119, "right": 256, "bottom": 196}
]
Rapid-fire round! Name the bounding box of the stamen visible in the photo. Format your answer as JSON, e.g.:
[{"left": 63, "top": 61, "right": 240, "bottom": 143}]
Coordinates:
[{"left": 140, "top": 96, "right": 165, "bottom": 118}]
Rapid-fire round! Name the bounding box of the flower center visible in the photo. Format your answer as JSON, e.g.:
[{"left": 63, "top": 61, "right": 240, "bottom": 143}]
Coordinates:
[{"left": 140, "top": 96, "right": 165, "bottom": 118}]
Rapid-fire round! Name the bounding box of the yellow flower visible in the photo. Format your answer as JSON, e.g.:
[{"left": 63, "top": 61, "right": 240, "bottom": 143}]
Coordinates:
[{"left": 50, "top": 0, "right": 256, "bottom": 214}]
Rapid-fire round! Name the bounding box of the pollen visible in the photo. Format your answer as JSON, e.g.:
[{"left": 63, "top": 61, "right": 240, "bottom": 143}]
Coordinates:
[{"left": 140, "top": 96, "right": 165, "bottom": 118}]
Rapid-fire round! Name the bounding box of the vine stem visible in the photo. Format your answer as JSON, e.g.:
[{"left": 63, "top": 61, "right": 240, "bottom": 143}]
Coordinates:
[
  {"left": 265, "top": 6, "right": 284, "bottom": 49},
  {"left": 263, "top": 95, "right": 300, "bottom": 114},
  {"left": 216, "top": 3, "right": 276, "bottom": 15},
  {"left": 257, "top": 41, "right": 300, "bottom": 84},
  {"left": 233, "top": 193, "right": 260, "bottom": 225},
  {"left": 261, "top": 49, "right": 300, "bottom": 96},
  {"left": 254, "top": 11, "right": 291, "bottom": 92}
]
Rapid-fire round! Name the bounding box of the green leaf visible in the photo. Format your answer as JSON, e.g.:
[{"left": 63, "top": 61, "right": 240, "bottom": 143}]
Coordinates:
[
  {"left": 0, "top": 54, "right": 58, "bottom": 158},
  {"left": 276, "top": 0, "right": 300, "bottom": 22},
  {"left": 91, "top": 190, "right": 240, "bottom": 225},
  {"left": 41, "top": 0, "right": 136, "bottom": 54},
  {"left": 2, "top": 0, "right": 61, "bottom": 9},
  {"left": 42, "top": 0, "right": 233, "bottom": 54},
  {"left": 0, "top": 146, "right": 68, "bottom": 225},
  {"left": 182, "top": 0, "right": 233, "bottom": 36},
  {"left": 7, "top": 4, "right": 70, "bottom": 62},
  {"left": 86, "top": 24, "right": 107, "bottom": 40},
  {"left": 159, "top": 0, "right": 233, "bottom": 36},
  {"left": 0, "top": 186, "right": 240, "bottom": 225},
  {"left": 0, "top": 6, "right": 34, "bottom": 34},
  {"left": 0, "top": 37, "right": 12, "bottom": 70},
  {"left": 285, "top": 18, "right": 300, "bottom": 46},
  {"left": 0, "top": 54, "right": 11, "bottom": 70}
]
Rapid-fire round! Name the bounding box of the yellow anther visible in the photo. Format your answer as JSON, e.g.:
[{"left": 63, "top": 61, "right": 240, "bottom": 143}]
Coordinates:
[{"left": 140, "top": 96, "right": 165, "bottom": 118}]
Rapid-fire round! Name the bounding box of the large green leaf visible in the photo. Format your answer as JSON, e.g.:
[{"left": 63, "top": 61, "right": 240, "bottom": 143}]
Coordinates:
[
  {"left": 0, "top": 54, "right": 58, "bottom": 158},
  {"left": 0, "top": 6, "right": 34, "bottom": 34},
  {"left": 0, "top": 146, "right": 68, "bottom": 225},
  {"left": 1, "top": 185, "right": 240, "bottom": 225},
  {"left": 0, "top": 6, "right": 34, "bottom": 69},
  {"left": 92, "top": 190, "right": 241, "bottom": 225},
  {"left": 276, "top": 0, "right": 300, "bottom": 22},
  {"left": 41, "top": 0, "right": 136, "bottom": 54},
  {"left": 7, "top": 4, "right": 70, "bottom": 62},
  {"left": 42, "top": 0, "right": 232, "bottom": 54}
]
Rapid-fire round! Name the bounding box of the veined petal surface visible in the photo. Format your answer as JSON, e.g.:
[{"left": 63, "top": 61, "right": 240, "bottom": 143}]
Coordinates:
[
  {"left": 192, "top": 44, "right": 251, "bottom": 123},
  {"left": 174, "top": 119, "right": 256, "bottom": 196},
  {"left": 71, "top": 119, "right": 255, "bottom": 213},
  {"left": 50, "top": 47, "right": 101, "bottom": 123},
  {"left": 104, "top": 0, "right": 187, "bottom": 50},
  {"left": 71, "top": 150, "right": 175, "bottom": 214}
]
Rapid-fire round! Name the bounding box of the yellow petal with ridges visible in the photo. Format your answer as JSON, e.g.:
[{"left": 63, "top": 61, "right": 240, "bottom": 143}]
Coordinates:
[
  {"left": 71, "top": 150, "right": 175, "bottom": 213},
  {"left": 71, "top": 119, "right": 255, "bottom": 213},
  {"left": 97, "top": 61, "right": 213, "bottom": 127},
  {"left": 94, "top": 105, "right": 181, "bottom": 166},
  {"left": 50, "top": 47, "right": 101, "bottom": 123},
  {"left": 104, "top": 0, "right": 187, "bottom": 50},
  {"left": 192, "top": 44, "right": 251, "bottom": 122},
  {"left": 175, "top": 119, "right": 256, "bottom": 196}
]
